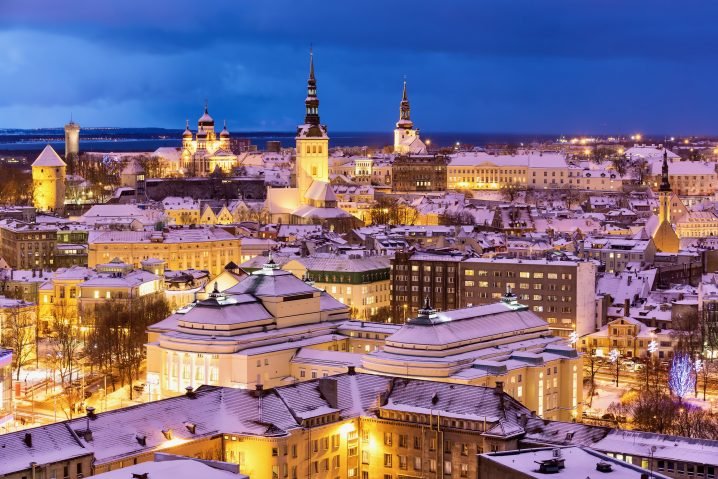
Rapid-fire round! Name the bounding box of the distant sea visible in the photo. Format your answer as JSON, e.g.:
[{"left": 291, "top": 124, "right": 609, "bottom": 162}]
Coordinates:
[{"left": 0, "top": 127, "right": 560, "bottom": 156}]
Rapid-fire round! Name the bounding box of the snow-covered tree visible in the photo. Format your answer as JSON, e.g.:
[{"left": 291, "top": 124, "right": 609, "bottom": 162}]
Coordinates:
[{"left": 669, "top": 353, "right": 696, "bottom": 403}]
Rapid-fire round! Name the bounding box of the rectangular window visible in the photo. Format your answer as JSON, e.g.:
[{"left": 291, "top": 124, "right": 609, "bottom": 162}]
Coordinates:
[{"left": 384, "top": 454, "right": 392, "bottom": 467}]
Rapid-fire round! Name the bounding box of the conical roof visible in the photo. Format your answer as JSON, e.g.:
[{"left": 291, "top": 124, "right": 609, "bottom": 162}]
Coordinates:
[{"left": 32, "top": 145, "right": 67, "bottom": 167}]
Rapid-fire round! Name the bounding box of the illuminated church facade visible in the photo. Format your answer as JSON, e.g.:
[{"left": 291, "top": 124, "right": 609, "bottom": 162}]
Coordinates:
[
  {"left": 180, "top": 104, "right": 237, "bottom": 176},
  {"left": 266, "top": 52, "right": 356, "bottom": 231}
]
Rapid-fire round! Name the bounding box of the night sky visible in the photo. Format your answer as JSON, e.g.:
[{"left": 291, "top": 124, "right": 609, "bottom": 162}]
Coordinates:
[{"left": 2, "top": 0, "right": 718, "bottom": 135}]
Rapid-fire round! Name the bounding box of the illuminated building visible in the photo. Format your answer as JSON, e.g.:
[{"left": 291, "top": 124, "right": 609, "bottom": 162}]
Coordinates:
[
  {"left": 145, "top": 258, "right": 350, "bottom": 398},
  {"left": 77, "top": 258, "right": 163, "bottom": 322},
  {"left": 393, "top": 80, "right": 427, "bottom": 155},
  {"left": 362, "top": 294, "right": 583, "bottom": 422},
  {"left": 652, "top": 149, "right": 680, "bottom": 253},
  {"left": 0, "top": 219, "right": 58, "bottom": 270},
  {"left": 241, "top": 254, "right": 392, "bottom": 320},
  {"left": 31, "top": 145, "right": 66, "bottom": 213},
  {"left": 0, "top": 349, "right": 11, "bottom": 431},
  {"left": 266, "top": 51, "right": 354, "bottom": 229},
  {"left": 87, "top": 226, "right": 241, "bottom": 276},
  {"left": 180, "top": 103, "right": 237, "bottom": 176},
  {"left": 64, "top": 119, "right": 80, "bottom": 160},
  {"left": 391, "top": 251, "right": 597, "bottom": 337}
]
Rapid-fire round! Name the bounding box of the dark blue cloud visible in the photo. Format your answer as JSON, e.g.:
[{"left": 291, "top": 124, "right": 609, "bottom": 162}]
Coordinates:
[{"left": 1, "top": 0, "right": 718, "bottom": 134}]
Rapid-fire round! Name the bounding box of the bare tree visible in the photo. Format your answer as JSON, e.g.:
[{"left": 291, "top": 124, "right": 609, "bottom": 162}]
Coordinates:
[
  {"left": 499, "top": 182, "right": 522, "bottom": 203},
  {"left": 49, "top": 318, "right": 83, "bottom": 418},
  {"left": 584, "top": 348, "right": 604, "bottom": 407},
  {"left": 4, "top": 306, "right": 36, "bottom": 380}
]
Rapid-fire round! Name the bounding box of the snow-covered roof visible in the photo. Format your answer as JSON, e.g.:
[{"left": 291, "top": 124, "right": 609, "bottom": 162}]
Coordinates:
[
  {"left": 481, "top": 446, "right": 670, "bottom": 479},
  {"left": 32, "top": 145, "right": 67, "bottom": 168},
  {"left": 385, "top": 303, "right": 547, "bottom": 348},
  {"left": 92, "top": 458, "right": 247, "bottom": 479}
]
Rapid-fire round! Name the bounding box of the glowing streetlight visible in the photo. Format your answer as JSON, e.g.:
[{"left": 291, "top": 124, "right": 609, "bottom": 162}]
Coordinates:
[
  {"left": 568, "top": 331, "right": 578, "bottom": 349},
  {"left": 609, "top": 348, "right": 621, "bottom": 386}
]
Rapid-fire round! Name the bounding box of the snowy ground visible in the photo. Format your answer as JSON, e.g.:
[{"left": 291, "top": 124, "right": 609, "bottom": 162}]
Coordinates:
[{"left": 585, "top": 380, "right": 718, "bottom": 418}]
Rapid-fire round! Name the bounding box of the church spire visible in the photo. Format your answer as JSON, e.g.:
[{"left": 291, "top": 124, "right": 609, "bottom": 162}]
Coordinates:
[
  {"left": 304, "top": 48, "right": 320, "bottom": 125},
  {"left": 397, "top": 79, "right": 413, "bottom": 129},
  {"left": 659, "top": 147, "right": 671, "bottom": 192}
]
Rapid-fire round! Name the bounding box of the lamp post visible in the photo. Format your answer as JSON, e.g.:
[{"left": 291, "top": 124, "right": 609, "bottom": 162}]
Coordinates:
[
  {"left": 569, "top": 330, "right": 578, "bottom": 350},
  {"left": 609, "top": 348, "right": 621, "bottom": 387}
]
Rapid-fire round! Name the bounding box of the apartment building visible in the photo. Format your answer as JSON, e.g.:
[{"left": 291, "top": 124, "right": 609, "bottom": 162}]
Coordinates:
[
  {"left": 581, "top": 237, "right": 657, "bottom": 273},
  {"left": 0, "top": 220, "right": 58, "bottom": 270},
  {"left": 392, "top": 154, "right": 449, "bottom": 192},
  {"left": 391, "top": 251, "right": 598, "bottom": 336}
]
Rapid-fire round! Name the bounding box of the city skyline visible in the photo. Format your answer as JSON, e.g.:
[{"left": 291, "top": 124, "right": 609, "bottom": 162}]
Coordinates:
[{"left": 2, "top": 0, "right": 718, "bottom": 134}]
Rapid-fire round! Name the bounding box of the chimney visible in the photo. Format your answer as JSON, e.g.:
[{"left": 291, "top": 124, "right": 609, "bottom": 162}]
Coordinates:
[
  {"left": 185, "top": 386, "right": 196, "bottom": 399},
  {"left": 23, "top": 432, "right": 32, "bottom": 447},
  {"left": 132, "top": 474, "right": 149, "bottom": 479},
  {"left": 494, "top": 381, "right": 504, "bottom": 394},
  {"left": 318, "top": 377, "right": 339, "bottom": 409},
  {"left": 347, "top": 366, "right": 356, "bottom": 376},
  {"left": 251, "top": 384, "right": 264, "bottom": 398},
  {"left": 135, "top": 434, "right": 147, "bottom": 446},
  {"left": 624, "top": 299, "right": 631, "bottom": 317},
  {"left": 519, "top": 412, "right": 528, "bottom": 427}
]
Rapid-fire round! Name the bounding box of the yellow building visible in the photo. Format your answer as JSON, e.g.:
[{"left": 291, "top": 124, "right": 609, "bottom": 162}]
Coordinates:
[
  {"left": 147, "top": 260, "right": 580, "bottom": 422},
  {"left": 266, "top": 52, "right": 354, "bottom": 229},
  {"left": 38, "top": 266, "right": 89, "bottom": 331},
  {"left": 241, "top": 254, "right": 391, "bottom": 320},
  {"left": 653, "top": 149, "right": 680, "bottom": 253},
  {"left": 88, "top": 227, "right": 241, "bottom": 277},
  {"left": 580, "top": 316, "right": 676, "bottom": 361},
  {"left": 180, "top": 104, "right": 236, "bottom": 176},
  {"left": 0, "top": 374, "right": 539, "bottom": 479},
  {"left": 361, "top": 295, "right": 583, "bottom": 423},
  {"left": 32, "top": 145, "right": 66, "bottom": 213},
  {"left": 447, "top": 153, "right": 528, "bottom": 190}
]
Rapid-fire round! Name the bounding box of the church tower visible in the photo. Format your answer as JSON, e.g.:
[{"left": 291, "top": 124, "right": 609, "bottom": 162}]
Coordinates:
[
  {"left": 295, "top": 50, "right": 329, "bottom": 204},
  {"left": 653, "top": 148, "right": 680, "bottom": 253},
  {"left": 393, "top": 80, "right": 425, "bottom": 155},
  {"left": 658, "top": 148, "right": 671, "bottom": 224},
  {"left": 32, "top": 145, "right": 66, "bottom": 213}
]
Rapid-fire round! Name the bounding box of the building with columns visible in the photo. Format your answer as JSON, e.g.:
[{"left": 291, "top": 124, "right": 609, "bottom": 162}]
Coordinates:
[{"left": 146, "top": 258, "right": 581, "bottom": 422}]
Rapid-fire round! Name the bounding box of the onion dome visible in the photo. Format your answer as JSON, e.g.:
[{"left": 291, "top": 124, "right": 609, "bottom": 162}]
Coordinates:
[
  {"left": 196, "top": 125, "right": 207, "bottom": 138},
  {"left": 220, "top": 120, "right": 230, "bottom": 138},
  {"left": 182, "top": 120, "right": 192, "bottom": 138},
  {"left": 198, "top": 101, "right": 214, "bottom": 128}
]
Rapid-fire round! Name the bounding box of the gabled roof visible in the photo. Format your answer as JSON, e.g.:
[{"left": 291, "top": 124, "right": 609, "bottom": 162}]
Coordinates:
[
  {"left": 305, "top": 180, "right": 337, "bottom": 203},
  {"left": 32, "top": 145, "right": 67, "bottom": 167}
]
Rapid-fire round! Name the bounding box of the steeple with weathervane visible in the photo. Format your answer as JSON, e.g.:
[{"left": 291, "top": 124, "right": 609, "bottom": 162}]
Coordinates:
[
  {"left": 295, "top": 48, "right": 330, "bottom": 205},
  {"left": 653, "top": 147, "right": 680, "bottom": 253},
  {"left": 393, "top": 79, "right": 426, "bottom": 155}
]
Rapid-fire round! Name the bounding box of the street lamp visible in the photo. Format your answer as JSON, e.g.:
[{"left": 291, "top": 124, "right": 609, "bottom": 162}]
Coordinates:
[
  {"left": 609, "top": 348, "right": 621, "bottom": 386},
  {"left": 569, "top": 330, "right": 578, "bottom": 350}
]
